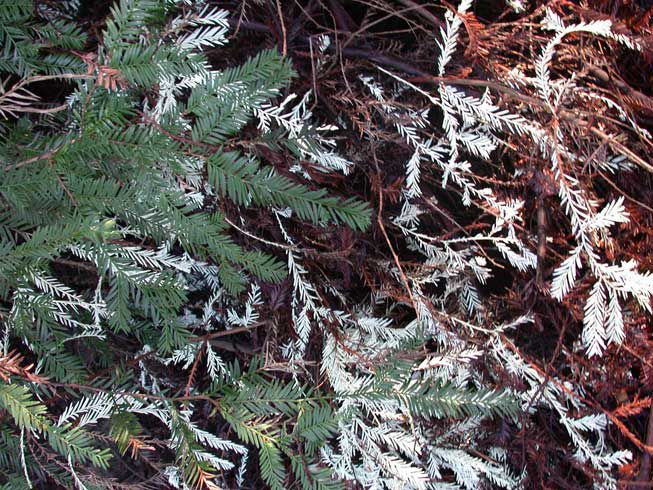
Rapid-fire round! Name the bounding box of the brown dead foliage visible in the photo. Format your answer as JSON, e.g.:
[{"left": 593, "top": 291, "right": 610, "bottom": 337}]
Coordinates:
[{"left": 222, "top": 0, "right": 653, "bottom": 487}]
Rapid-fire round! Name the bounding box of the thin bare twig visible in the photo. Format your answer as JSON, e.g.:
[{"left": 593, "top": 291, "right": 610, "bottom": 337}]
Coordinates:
[{"left": 275, "top": 0, "right": 287, "bottom": 56}]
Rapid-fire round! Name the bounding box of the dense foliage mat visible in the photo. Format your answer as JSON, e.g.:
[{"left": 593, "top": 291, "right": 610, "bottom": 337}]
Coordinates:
[{"left": 1, "top": 0, "right": 653, "bottom": 489}]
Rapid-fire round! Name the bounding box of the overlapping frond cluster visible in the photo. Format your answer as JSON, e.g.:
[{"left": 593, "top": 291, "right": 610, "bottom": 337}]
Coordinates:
[
  {"left": 1, "top": 0, "right": 650, "bottom": 488},
  {"left": 0, "top": 0, "right": 374, "bottom": 488},
  {"left": 337, "top": 1, "right": 652, "bottom": 487},
  {"left": 0, "top": 0, "right": 520, "bottom": 488},
  {"left": 318, "top": 304, "right": 520, "bottom": 489}
]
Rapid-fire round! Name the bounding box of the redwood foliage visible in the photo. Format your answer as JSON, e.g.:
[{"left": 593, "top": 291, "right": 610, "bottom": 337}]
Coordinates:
[{"left": 1, "top": 1, "right": 653, "bottom": 489}]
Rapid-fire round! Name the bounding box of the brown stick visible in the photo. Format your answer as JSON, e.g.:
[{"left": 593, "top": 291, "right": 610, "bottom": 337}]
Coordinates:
[
  {"left": 275, "top": 0, "right": 287, "bottom": 56},
  {"left": 635, "top": 406, "right": 653, "bottom": 485},
  {"left": 396, "top": 0, "right": 444, "bottom": 29},
  {"left": 370, "top": 145, "right": 417, "bottom": 312},
  {"left": 535, "top": 197, "right": 547, "bottom": 288}
]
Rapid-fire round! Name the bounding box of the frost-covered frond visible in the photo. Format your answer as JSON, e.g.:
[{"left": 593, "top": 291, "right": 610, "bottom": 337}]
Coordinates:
[
  {"left": 256, "top": 91, "right": 354, "bottom": 175},
  {"left": 490, "top": 336, "right": 632, "bottom": 484},
  {"left": 436, "top": 0, "right": 472, "bottom": 76},
  {"left": 541, "top": 9, "right": 641, "bottom": 51},
  {"left": 173, "top": 6, "right": 229, "bottom": 51},
  {"left": 227, "top": 283, "right": 263, "bottom": 327},
  {"left": 430, "top": 448, "right": 519, "bottom": 489}
]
